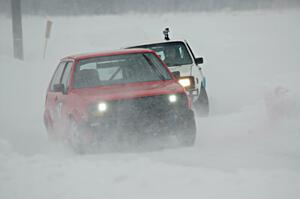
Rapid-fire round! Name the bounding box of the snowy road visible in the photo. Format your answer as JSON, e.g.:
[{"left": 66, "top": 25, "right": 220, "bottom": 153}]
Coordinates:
[{"left": 1, "top": 10, "right": 300, "bottom": 199}]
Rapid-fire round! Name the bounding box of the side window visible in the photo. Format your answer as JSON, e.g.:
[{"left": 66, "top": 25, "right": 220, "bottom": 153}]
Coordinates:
[
  {"left": 61, "top": 62, "right": 73, "bottom": 92},
  {"left": 50, "top": 62, "right": 66, "bottom": 91}
]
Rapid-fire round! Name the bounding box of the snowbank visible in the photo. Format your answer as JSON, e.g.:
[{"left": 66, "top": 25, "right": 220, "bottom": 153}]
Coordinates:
[{"left": 0, "top": 10, "right": 300, "bottom": 199}]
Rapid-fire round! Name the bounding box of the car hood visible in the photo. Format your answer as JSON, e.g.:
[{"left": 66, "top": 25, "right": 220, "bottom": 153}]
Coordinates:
[{"left": 71, "top": 80, "right": 184, "bottom": 104}]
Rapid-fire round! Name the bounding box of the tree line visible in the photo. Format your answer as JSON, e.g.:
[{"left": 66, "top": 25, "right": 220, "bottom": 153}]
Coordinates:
[{"left": 0, "top": 0, "right": 299, "bottom": 16}]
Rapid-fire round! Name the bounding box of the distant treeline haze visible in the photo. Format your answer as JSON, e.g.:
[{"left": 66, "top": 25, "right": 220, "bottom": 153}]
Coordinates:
[{"left": 0, "top": 0, "right": 299, "bottom": 15}]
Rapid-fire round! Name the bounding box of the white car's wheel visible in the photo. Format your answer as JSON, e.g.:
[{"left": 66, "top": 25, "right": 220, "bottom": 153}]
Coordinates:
[{"left": 194, "top": 86, "right": 209, "bottom": 117}]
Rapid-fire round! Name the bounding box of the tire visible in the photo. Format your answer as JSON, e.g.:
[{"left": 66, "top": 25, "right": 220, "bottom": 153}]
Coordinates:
[
  {"left": 67, "top": 119, "right": 90, "bottom": 154},
  {"left": 176, "top": 110, "right": 197, "bottom": 147},
  {"left": 194, "top": 86, "right": 209, "bottom": 117},
  {"left": 44, "top": 114, "right": 56, "bottom": 140}
]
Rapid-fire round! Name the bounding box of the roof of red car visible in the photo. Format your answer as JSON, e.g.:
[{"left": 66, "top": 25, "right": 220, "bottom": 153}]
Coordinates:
[{"left": 62, "top": 48, "right": 155, "bottom": 61}]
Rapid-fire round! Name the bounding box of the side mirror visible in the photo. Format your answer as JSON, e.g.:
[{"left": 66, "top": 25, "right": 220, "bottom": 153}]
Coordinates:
[
  {"left": 195, "top": 57, "right": 204, "bottom": 65},
  {"left": 172, "top": 71, "right": 180, "bottom": 79},
  {"left": 53, "top": 83, "right": 65, "bottom": 93}
]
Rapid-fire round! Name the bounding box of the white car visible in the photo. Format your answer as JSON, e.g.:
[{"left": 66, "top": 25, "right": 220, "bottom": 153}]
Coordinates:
[{"left": 126, "top": 29, "right": 209, "bottom": 116}]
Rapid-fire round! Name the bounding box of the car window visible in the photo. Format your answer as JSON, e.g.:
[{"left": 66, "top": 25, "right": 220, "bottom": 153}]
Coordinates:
[
  {"left": 61, "top": 62, "right": 73, "bottom": 92},
  {"left": 49, "top": 62, "right": 66, "bottom": 91},
  {"left": 153, "top": 49, "right": 165, "bottom": 60},
  {"left": 99, "top": 66, "right": 123, "bottom": 81},
  {"left": 144, "top": 53, "right": 170, "bottom": 79},
  {"left": 129, "top": 42, "right": 193, "bottom": 67},
  {"left": 80, "top": 62, "right": 96, "bottom": 70},
  {"left": 73, "top": 53, "right": 172, "bottom": 89}
]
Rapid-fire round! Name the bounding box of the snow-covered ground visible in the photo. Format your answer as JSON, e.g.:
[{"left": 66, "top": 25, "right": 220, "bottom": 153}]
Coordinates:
[{"left": 1, "top": 10, "right": 300, "bottom": 199}]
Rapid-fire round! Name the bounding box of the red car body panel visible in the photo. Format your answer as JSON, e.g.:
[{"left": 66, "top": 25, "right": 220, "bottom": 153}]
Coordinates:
[
  {"left": 71, "top": 80, "right": 183, "bottom": 102},
  {"left": 63, "top": 48, "right": 156, "bottom": 61}
]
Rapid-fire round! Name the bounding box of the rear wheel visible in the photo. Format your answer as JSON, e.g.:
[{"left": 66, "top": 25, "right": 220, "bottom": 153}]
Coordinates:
[
  {"left": 194, "top": 86, "right": 209, "bottom": 117},
  {"left": 44, "top": 114, "right": 57, "bottom": 140}
]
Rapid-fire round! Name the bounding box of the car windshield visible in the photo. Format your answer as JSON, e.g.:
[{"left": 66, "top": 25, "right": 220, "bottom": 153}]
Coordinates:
[
  {"left": 130, "top": 42, "right": 193, "bottom": 67},
  {"left": 73, "top": 53, "right": 172, "bottom": 89}
]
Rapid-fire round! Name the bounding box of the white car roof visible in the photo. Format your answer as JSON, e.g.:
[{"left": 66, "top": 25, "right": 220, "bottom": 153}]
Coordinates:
[{"left": 124, "top": 39, "right": 187, "bottom": 49}]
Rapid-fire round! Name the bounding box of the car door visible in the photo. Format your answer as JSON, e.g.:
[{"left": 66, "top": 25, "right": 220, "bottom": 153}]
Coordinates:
[
  {"left": 185, "top": 42, "right": 203, "bottom": 93},
  {"left": 57, "top": 61, "right": 73, "bottom": 128},
  {"left": 46, "top": 61, "right": 73, "bottom": 133}
]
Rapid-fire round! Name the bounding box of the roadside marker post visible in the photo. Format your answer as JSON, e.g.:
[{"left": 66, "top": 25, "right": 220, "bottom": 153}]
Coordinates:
[
  {"left": 11, "top": 0, "right": 23, "bottom": 60},
  {"left": 43, "top": 20, "right": 53, "bottom": 59}
]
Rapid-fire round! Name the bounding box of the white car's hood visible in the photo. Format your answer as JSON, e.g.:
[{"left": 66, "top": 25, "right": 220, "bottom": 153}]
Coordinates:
[{"left": 168, "top": 64, "right": 193, "bottom": 77}]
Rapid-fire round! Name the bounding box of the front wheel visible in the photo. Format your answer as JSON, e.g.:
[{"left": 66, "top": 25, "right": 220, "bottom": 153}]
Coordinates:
[
  {"left": 67, "top": 119, "right": 94, "bottom": 153},
  {"left": 194, "top": 86, "right": 209, "bottom": 117},
  {"left": 175, "top": 110, "right": 197, "bottom": 147}
]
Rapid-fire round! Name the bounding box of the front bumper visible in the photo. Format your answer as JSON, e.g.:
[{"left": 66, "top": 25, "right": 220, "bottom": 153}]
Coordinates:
[{"left": 86, "top": 94, "right": 191, "bottom": 141}]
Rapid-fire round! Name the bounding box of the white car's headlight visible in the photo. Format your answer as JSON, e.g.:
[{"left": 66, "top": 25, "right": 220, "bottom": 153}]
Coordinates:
[
  {"left": 178, "top": 78, "right": 191, "bottom": 88},
  {"left": 97, "top": 102, "right": 107, "bottom": 112},
  {"left": 168, "top": 94, "right": 177, "bottom": 103}
]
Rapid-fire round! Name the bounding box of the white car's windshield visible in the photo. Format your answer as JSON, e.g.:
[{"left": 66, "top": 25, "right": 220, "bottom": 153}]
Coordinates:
[
  {"left": 130, "top": 42, "right": 193, "bottom": 67},
  {"left": 73, "top": 53, "right": 172, "bottom": 88}
]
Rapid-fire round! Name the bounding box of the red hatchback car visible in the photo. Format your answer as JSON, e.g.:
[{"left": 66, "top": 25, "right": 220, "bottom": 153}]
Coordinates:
[{"left": 44, "top": 49, "right": 196, "bottom": 151}]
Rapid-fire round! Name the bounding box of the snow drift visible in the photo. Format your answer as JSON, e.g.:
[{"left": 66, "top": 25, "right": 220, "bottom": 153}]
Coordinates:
[{"left": 0, "top": 10, "right": 300, "bottom": 199}]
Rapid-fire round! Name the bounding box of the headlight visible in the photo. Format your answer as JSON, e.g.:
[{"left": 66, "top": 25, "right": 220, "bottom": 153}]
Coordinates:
[
  {"left": 168, "top": 94, "right": 177, "bottom": 103},
  {"left": 97, "top": 102, "right": 107, "bottom": 112},
  {"left": 178, "top": 78, "right": 191, "bottom": 88},
  {"left": 178, "top": 76, "right": 195, "bottom": 89}
]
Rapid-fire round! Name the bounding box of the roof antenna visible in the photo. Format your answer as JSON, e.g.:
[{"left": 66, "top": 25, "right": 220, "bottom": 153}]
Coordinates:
[{"left": 163, "top": 28, "right": 170, "bottom": 41}]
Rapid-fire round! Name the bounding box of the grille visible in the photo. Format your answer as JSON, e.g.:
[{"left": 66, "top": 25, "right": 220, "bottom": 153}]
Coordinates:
[{"left": 88, "top": 93, "right": 187, "bottom": 125}]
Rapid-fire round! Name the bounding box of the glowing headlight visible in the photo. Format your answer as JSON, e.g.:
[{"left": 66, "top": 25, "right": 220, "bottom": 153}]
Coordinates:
[
  {"left": 178, "top": 78, "right": 191, "bottom": 88},
  {"left": 169, "top": 94, "right": 177, "bottom": 103},
  {"left": 97, "top": 102, "right": 107, "bottom": 112}
]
